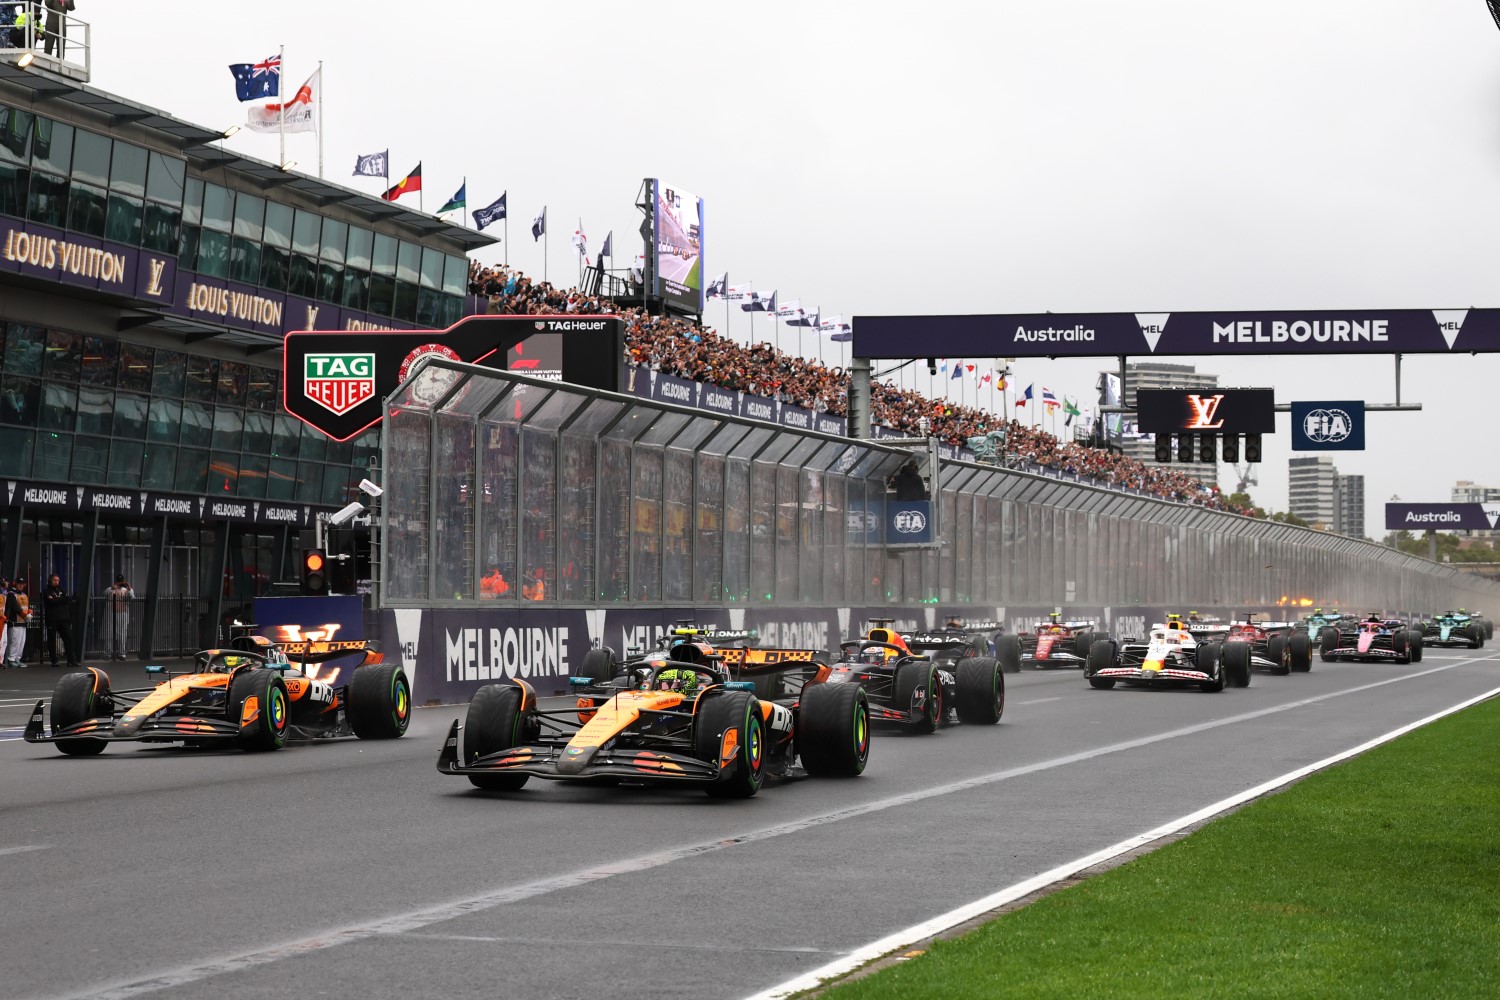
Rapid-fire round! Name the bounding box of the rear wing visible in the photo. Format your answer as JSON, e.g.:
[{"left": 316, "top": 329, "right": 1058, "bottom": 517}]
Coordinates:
[
  {"left": 715, "top": 647, "right": 825, "bottom": 676},
  {"left": 902, "top": 632, "right": 974, "bottom": 649},
  {"left": 670, "top": 626, "right": 758, "bottom": 644}
]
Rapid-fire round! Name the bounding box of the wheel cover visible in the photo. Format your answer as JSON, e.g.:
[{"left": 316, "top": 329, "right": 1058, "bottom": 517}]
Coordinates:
[
  {"left": 394, "top": 678, "right": 410, "bottom": 722},
  {"left": 747, "top": 715, "right": 763, "bottom": 775},
  {"left": 928, "top": 674, "right": 941, "bottom": 725},
  {"left": 269, "top": 688, "right": 287, "bottom": 732},
  {"left": 853, "top": 701, "right": 869, "bottom": 760}
]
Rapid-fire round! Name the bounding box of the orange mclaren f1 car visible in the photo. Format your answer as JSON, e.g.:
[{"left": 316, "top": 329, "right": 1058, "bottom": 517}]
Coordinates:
[
  {"left": 437, "top": 633, "right": 869, "bottom": 797},
  {"left": 24, "top": 636, "right": 410, "bottom": 755}
]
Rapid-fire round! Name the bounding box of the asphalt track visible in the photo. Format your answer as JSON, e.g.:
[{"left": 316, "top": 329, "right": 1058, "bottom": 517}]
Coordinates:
[{"left": 2, "top": 648, "right": 1496, "bottom": 1000}]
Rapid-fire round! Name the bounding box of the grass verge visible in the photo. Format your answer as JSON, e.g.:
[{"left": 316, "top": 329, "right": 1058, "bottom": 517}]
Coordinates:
[{"left": 820, "top": 696, "right": 1500, "bottom": 999}]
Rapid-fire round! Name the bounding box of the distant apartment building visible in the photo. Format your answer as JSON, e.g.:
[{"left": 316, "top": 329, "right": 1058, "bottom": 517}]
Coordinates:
[
  {"left": 1289, "top": 457, "right": 1339, "bottom": 528},
  {"left": 1112, "top": 362, "right": 1221, "bottom": 490},
  {"left": 1338, "top": 474, "right": 1365, "bottom": 539}
]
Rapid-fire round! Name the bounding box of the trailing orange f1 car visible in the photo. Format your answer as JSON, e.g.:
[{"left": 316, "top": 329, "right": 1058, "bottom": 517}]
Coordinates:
[
  {"left": 438, "top": 634, "right": 869, "bottom": 797},
  {"left": 25, "top": 637, "right": 410, "bottom": 755}
]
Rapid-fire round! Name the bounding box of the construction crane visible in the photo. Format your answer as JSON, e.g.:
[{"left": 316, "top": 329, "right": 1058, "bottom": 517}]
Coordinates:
[{"left": 1232, "top": 463, "right": 1258, "bottom": 494}]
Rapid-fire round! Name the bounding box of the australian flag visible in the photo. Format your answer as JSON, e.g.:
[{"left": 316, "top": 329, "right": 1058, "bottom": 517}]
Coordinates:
[
  {"left": 472, "top": 192, "right": 507, "bottom": 232},
  {"left": 229, "top": 55, "right": 281, "bottom": 102}
]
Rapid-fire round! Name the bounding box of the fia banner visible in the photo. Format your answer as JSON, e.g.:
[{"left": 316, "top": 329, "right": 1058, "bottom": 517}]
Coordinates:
[{"left": 1291, "top": 401, "right": 1365, "bottom": 451}]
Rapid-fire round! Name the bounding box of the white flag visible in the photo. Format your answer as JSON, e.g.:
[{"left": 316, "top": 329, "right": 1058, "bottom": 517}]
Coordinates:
[{"left": 247, "top": 68, "right": 318, "bottom": 134}]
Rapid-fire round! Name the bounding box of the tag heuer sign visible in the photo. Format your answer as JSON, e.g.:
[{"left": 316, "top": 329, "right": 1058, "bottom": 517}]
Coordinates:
[{"left": 304, "top": 354, "right": 375, "bottom": 415}]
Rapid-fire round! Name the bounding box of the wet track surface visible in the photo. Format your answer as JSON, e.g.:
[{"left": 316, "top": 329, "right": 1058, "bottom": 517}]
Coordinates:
[{"left": 2, "top": 649, "right": 1497, "bottom": 1000}]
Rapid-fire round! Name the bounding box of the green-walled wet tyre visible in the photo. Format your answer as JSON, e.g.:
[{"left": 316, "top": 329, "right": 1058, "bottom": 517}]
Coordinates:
[
  {"left": 694, "top": 689, "right": 764, "bottom": 799},
  {"left": 464, "top": 683, "right": 530, "bottom": 791},
  {"left": 797, "top": 683, "right": 870, "bottom": 777},
  {"left": 50, "top": 669, "right": 111, "bottom": 756},
  {"left": 230, "top": 668, "right": 289, "bottom": 752},
  {"left": 346, "top": 662, "right": 411, "bottom": 739}
]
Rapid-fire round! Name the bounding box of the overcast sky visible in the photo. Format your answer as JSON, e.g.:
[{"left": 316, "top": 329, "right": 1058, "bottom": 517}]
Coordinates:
[{"left": 82, "top": 0, "right": 1500, "bottom": 535}]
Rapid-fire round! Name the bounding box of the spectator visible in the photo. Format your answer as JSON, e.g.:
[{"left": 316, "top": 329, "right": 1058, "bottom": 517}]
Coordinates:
[
  {"left": 43, "top": 0, "right": 71, "bottom": 58},
  {"left": 0, "top": 577, "right": 9, "bottom": 667},
  {"left": 2, "top": 578, "right": 24, "bottom": 668},
  {"left": 890, "top": 460, "right": 927, "bottom": 501},
  {"left": 43, "top": 573, "right": 79, "bottom": 667},
  {"left": 105, "top": 574, "right": 134, "bottom": 660},
  {"left": 479, "top": 566, "right": 509, "bottom": 599}
]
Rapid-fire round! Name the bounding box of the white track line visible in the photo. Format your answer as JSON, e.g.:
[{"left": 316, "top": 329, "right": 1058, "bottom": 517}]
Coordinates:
[
  {"left": 743, "top": 682, "right": 1500, "bottom": 1000},
  {"left": 31, "top": 656, "right": 1494, "bottom": 1000},
  {"left": 0, "top": 845, "right": 49, "bottom": 858}
]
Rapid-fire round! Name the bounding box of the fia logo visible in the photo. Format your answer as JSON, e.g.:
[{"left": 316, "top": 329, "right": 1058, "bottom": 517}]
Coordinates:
[
  {"left": 1185, "top": 394, "right": 1226, "bottom": 430},
  {"left": 893, "top": 510, "right": 928, "bottom": 534},
  {"left": 1302, "top": 408, "right": 1353, "bottom": 444}
]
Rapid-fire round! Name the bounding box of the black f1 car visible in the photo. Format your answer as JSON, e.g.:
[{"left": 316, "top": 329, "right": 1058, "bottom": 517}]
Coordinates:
[
  {"left": 25, "top": 637, "right": 409, "bottom": 755},
  {"left": 438, "top": 633, "right": 868, "bottom": 798},
  {"left": 827, "top": 621, "right": 1004, "bottom": 732}
]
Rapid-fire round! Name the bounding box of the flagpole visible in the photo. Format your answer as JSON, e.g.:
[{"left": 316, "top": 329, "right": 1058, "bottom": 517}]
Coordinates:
[
  {"left": 278, "top": 44, "right": 286, "bottom": 168},
  {"left": 504, "top": 209, "right": 509, "bottom": 266},
  {"left": 316, "top": 60, "right": 324, "bottom": 178}
]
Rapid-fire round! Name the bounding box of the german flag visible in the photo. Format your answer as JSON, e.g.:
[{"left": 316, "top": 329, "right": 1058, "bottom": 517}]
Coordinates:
[{"left": 381, "top": 162, "right": 422, "bottom": 202}]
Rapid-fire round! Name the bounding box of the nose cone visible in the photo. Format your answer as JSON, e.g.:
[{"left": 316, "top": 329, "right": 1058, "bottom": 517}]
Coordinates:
[{"left": 116, "top": 714, "right": 145, "bottom": 737}]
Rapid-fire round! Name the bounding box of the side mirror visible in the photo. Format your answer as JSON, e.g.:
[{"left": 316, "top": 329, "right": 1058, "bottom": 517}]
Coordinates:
[
  {"left": 567, "top": 676, "right": 594, "bottom": 688},
  {"left": 145, "top": 665, "right": 166, "bottom": 675}
]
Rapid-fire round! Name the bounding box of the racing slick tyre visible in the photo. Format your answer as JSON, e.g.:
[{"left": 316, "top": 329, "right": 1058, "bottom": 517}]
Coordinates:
[
  {"left": 1286, "top": 631, "right": 1313, "bottom": 673},
  {"left": 1406, "top": 630, "right": 1424, "bottom": 662},
  {"left": 346, "top": 662, "right": 412, "bottom": 740},
  {"left": 1085, "top": 639, "right": 1115, "bottom": 689},
  {"left": 1319, "top": 627, "right": 1339, "bottom": 662},
  {"left": 1198, "top": 641, "right": 1225, "bottom": 693},
  {"left": 463, "top": 683, "right": 531, "bottom": 790},
  {"left": 1220, "top": 641, "right": 1251, "bottom": 688},
  {"left": 229, "top": 668, "right": 290, "bottom": 752},
  {"left": 693, "top": 689, "right": 764, "bottom": 799},
  {"left": 955, "top": 657, "right": 1004, "bottom": 725},
  {"left": 1392, "top": 629, "right": 1411, "bottom": 665},
  {"left": 577, "top": 646, "right": 618, "bottom": 685},
  {"left": 996, "top": 634, "right": 1022, "bottom": 674},
  {"left": 797, "top": 682, "right": 870, "bottom": 778},
  {"left": 1266, "top": 633, "right": 1287, "bottom": 665},
  {"left": 50, "top": 669, "right": 111, "bottom": 756},
  {"left": 894, "top": 661, "right": 943, "bottom": 734}
]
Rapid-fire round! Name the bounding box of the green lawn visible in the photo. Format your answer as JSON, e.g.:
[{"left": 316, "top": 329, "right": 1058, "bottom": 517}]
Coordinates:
[{"left": 821, "top": 697, "right": 1500, "bottom": 999}]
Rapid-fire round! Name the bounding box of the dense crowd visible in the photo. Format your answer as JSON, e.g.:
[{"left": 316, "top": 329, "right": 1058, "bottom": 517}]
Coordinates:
[{"left": 467, "top": 262, "right": 1252, "bottom": 515}]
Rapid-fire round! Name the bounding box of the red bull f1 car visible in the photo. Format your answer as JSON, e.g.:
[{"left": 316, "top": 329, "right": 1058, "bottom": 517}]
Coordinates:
[
  {"left": 996, "top": 613, "right": 1107, "bottom": 673},
  {"left": 1084, "top": 615, "right": 1244, "bottom": 691},
  {"left": 437, "top": 634, "right": 868, "bottom": 798},
  {"left": 827, "top": 620, "right": 1005, "bottom": 732},
  {"left": 25, "top": 637, "right": 409, "bottom": 755},
  {"left": 1320, "top": 617, "right": 1421, "bottom": 663}
]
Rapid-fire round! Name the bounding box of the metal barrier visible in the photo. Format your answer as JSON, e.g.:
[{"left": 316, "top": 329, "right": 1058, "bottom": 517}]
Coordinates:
[
  {"left": 77, "top": 597, "right": 209, "bottom": 659},
  {"left": 379, "top": 360, "right": 1500, "bottom": 614},
  {"left": 0, "top": 4, "right": 91, "bottom": 82}
]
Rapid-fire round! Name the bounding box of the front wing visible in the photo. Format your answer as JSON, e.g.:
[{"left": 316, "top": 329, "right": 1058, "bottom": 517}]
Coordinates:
[
  {"left": 23, "top": 700, "right": 243, "bottom": 744},
  {"left": 1326, "top": 645, "right": 1403, "bottom": 659},
  {"left": 1023, "top": 649, "right": 1086, "bottom": 667},
  {"left": 1093, "top": 665, "right": 1214, "bottom": 685},
  {"left": 436, "top": 721, "right": 721, "bottom": 783}
]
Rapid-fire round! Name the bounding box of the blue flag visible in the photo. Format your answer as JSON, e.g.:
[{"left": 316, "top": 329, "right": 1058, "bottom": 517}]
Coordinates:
[
  {"left": 228, "top": 55, "right": 281, "bottom": 102},
  {"left": 472, "top": 192, "right": 507, "bottom": 232},
  {"left": 600, "top": 231, "right": 613, "bottom": 259}
]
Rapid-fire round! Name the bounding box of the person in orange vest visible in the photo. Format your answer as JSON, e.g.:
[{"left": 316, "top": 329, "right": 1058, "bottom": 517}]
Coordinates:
[
  {"left": 522, "top": 573, "right": 546, "bottom": 601},
  {"left": 480, "top": 567, "right": 509, "bottom": 598}
]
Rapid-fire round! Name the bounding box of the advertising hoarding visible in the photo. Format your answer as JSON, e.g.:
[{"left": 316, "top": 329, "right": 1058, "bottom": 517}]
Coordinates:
[
  {"left": 1135, "top": 389, "right": 1275, "bottom": 434},
  {"left": 1384, "top": 503, "right": 1500, "bottom": 532},
  {"left": 1290, "top": 401, "right": 1365, "bottom": 451},
  {"left": 653, "top": 180, "right": 704, "bottom": 315}
]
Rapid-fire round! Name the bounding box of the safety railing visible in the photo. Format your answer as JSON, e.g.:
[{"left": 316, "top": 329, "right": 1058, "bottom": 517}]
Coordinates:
[{"left": 0, "top": 4, "right": 91, "bottom": 83}]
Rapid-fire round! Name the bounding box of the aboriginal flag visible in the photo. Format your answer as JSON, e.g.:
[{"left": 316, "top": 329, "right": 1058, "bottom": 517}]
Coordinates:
[{"left": 382, "top": 163, "right": 422, "bottom": 202}]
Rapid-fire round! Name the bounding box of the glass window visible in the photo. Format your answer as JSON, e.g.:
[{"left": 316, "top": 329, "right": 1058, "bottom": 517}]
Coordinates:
[
  {"left": 295, "top": 460, "right": 323, "bottom": 502},
  {"left": 259, "top": 245, "right": 289, "bottom": 291},
  {"left": 0, "top": 107, "right": 34, "bottom": 164},
  {"left": 179, "top": 401, "right": 212, "bottom": 447},
  {"left": 71, "top": 435, "right": 109, "bottom": 484},
  {"left": 229, "top": 237, "right": 261, "bottom": 285},
  {"left": 247, "top": 368, "right": 277, "bottom": 411},
  {"left": 243, "top": 411, "right": 272, "bottom": 453},
  {"left": 80, "top": 337, "right": 118, "bottom": 386},
  {"left": 27, "top": 171, "right": 68, "bottom": 226},
  {"left": 0, "top": 159, "right": 28, "bottom": 217},
  {"left": 209, "top": 453, "right": 239, "bottom": 495},
  {"left": 229, "top": 192, "right": 264, "bottom": 242},
  {"left": 177, "top": 225, "right": 199, "bottom": 269},
  {"left": 418, "top": 247, "right": 444, "bottom": 290},
  {"left": 44, "top": 330, "right": 82, "bottom": 381},
  {"left": 146, "top": 398, "right": 180, "bottom": 443},
  {"left": 321, "top": 464, "right": 349, "bottom": 505},
  {"left": 113, "top": 393, "right": 148, "bottom": 440},
  {"left": 0, "top": 375, "right": 39, "bottom": 425},
  {"left": 288, "top": 254, "right": 317, "bottom": 298},
  {"left": 39, "top": 383, "right": 75, "bottom": 431},
  {"left": 146, "top": 151, "right": 185, "bottom": 204},
  {"left": 298, "top": 428, "right": 327, "bottom": 462},
  {"left": 152, "top": 349, "right": 185, "bottom": 396},
  {"left": 118, "top": 343, "right": 153, "bottom": 392},
  {"left": 416, "top": 288, "right": 441, "bottom": 327},
  {"left": 217, "top": 361, "right": 248, "bottom": 406},
  {"left": 201, "top": 182, "right": 233, "bottom": 232},
  {"left": 142, "top": 201, "right": 180, "bottom": 253},
  {"left": 34, "top": 431, "right": 71, "bottom": 481},
  {"left": 107, "top": 141, "right": 147, "bottom": 197},
  {"left": 396, "top": 241, "right": 421, "bottom": 284},
  {"left": 4, "top": 324, "right": 46, "bottom": 376},
  {"left": 263, "top": 201, "right": 292, "bottom": 248},
  {"left": 271, "top": 414, "right": 300, "bottom": 456},
  {"left": 142, "top": 445, "right": 176, "bottom": 490},
  {"left": 443, "top": 255, "right": 467, "bottom": 295},
  {"left": 74, "top": 386, "right": 111, "bottom": 435},
  {"left": 371, "top": 233, "right": 397, "bottom": 276},
  {"left": 31, "top": 118, "right": 73, "bottom": 175},
  {"left": 70, "top": 129, "right": 110, "bottom": 186},
  {"left": 175, "top": 448, "right": 209, "bottom": 493},
  {"left": 196, "top": 230, "right": 230, "bottom": 278},
  {"left": 367, "top": 274, "right": 395, "bottom": 316},
  {"left": 317, "top": 260, "right": 343, "bottom": 303},
  {"left": 320, "top": 218, "right": 347, "bottom": 262},
  {"left": 346, "top": 227, "right": 373, "bottom": 270},
  {"left": 267, "top": 457, "right": 298, "bottom": 499},
  {"left": 182, "top": 176, "right": 203, "bottom": 225},
  {"left": 184, "top": 358, "right": 217, "bottom": 402},
  {"left": 341, "top": 270, "right": 369, "bottom": 311},
  {"left": 105, "top": 191, "right": 143, "bottom": 245},
  {"left": 394, "top": 281, "right": 418, "bottom": 322},
  {"left": 67, "top": 182, "right": 107, "bottom": 237},
  {"left": 291, "top": 210, "right": 321, "bottom": 255},
  {"left": 212, "top": 406, "right": 242, "bottom": 450},
  {"left": 238, "top": 452, "right": 268, "bottom": 498},
  {"left": 0, "top": 426, "right": 34, "bottom": 478},
  {"left": 107, "top": 440, "right": 144, "bottom": 487}
]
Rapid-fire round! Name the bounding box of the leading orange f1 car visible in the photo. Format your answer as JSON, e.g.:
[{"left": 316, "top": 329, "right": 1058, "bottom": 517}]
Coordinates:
[
  {"left": 25, "top": 636, "right": 410, "bottom": 755},
  {"left": 438, "top": 632, "right": 869, "bottom": 797}
]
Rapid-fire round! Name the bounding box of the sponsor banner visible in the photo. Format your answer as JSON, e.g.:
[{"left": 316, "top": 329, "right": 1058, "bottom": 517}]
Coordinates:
[
  {"left": 1385, "top": 503, "right": 1500, "bottom": 531},
  {"left": 283, "top": 315, "right": 624, "bottom": 441},
  {"left": 852, "top": 309, "right": 1500, "bottom": 359},
  {"left": 1291, "top": 400, "right": 1365, "bottom": 451},
  {"left": 886, "top": 500, "right": 934, "bottom": 544},
  {"left": 652, "top": 179, "right": 704, "bottom": 316},
  {"left": 1135, "top": 389, "right": 1275, "bottom": 434},
  {"left": 2, "top": 479, "right": 325, "bottom": 524},
  {"left": 619, "top": 368, "right": 856, "bottom": 434},
  {"left": 778, "top": 400, "right": 816, "bottom": 432},
  {"left": 252, "top": 596, "right": 365, "bottom": 684}
]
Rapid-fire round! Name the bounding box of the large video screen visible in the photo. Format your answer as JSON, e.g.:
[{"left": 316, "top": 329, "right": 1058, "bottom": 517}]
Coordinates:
[
  {"left": 1135, "top": 388, "right": 1275, "bottom": 434},
  {"left": 653, "top": 180, "right": 704, "bottom": 315}
]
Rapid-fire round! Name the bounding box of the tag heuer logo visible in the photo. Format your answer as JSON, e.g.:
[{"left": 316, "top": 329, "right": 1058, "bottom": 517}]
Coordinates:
[
  {"left": 534, "top": 321, "right": 546, "bottom": 331},
  {"left": 304, "top": 353, "right": 376, "bottom": 416}
]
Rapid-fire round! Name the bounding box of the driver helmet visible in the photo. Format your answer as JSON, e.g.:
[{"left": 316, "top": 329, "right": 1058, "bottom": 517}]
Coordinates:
[
  {"left": 655, "top": 668, "right": 698, "bottom": 693},
  {"left": 213, "top": 653, "right": 244, "bottom": 674},
  {"left": 856, "top": 647, "right": 889, "bottom": 666}
]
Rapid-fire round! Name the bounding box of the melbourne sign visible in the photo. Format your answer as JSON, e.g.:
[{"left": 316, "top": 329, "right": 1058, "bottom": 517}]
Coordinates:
[
  {"left": 3, "top": 480, "right": 325, "bottom": 525},
  {"left": 1135, "top": 389, "right": 1275, "bottom": 434},
  {"left": 1384, "top": 503, "right": 1500, "bottom": 531},
  {"left": 852, "top": 309, "right": 1500, "bottom": 359},
  {"left": 284, "top": 315, "right": 624, "bottom": 441},
  {"left": 1290, "top": 401, "right": 1365, "bottom": 451}
]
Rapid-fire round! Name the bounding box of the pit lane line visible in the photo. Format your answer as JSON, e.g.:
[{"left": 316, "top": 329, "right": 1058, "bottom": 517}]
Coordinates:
[
  {"left": 744, "top": 677, "right": 1500, "bottom": 999},
  {"left": 34, "top": 654, "right": 1493, "bottom": 1000}
]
